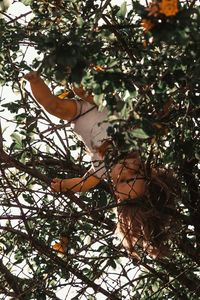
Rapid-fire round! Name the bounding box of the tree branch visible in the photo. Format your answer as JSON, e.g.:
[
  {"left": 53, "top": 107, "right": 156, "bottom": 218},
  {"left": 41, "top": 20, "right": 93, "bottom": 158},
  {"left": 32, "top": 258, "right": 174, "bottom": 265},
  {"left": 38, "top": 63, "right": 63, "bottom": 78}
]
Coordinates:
[
  {"left": 0, "top": 148, "right": 88, "bottom": 210},
  {"left": 0, "top": 226, "right": 121, "bottom": 300},
  {"left": 0, "top": 259, "right": 23, "bottom": 299}
]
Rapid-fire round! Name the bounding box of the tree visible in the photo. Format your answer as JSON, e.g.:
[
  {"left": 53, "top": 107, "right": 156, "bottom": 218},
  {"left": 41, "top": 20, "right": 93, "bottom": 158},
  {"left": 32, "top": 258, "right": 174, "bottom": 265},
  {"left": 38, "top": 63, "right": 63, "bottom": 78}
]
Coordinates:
[{"left": 0, "top": 0, "right": 199, "bottom": 299}]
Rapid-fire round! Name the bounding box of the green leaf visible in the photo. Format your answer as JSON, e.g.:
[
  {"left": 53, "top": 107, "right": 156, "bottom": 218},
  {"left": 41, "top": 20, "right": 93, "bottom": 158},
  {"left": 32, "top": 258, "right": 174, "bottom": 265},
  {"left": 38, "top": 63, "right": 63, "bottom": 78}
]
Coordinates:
[
  {"left": 15, "top": 113, "right": 27, "bottom": 122},
  {"left": 94, "top": 93, "right": 104, "bottom": 106},
  {"left": 11, "top": 132, "right": 22, "bottom": 148},
  {"left": 77, "top": 16, "right": 84, "bottom": 27},
  {"left": 116, "top": 1, "right": 127, "bottom": 18},
  {"left": 20, "top": 0, "right": 32, "bottom": 5},
  {"left": 23, "top": 194, "right": 35, "bottom": 204},
  {"left": 2, "top": 101, "right": 20, "bottom": 113},
  {"left": 13, "top": 257, "right": 24, "bottom": 265},
  {"left": 109, "top": 259, "right": 117, "bottom": 269},
  {"left": 130, "top": 128, "right": 149, "bottom": 139}
]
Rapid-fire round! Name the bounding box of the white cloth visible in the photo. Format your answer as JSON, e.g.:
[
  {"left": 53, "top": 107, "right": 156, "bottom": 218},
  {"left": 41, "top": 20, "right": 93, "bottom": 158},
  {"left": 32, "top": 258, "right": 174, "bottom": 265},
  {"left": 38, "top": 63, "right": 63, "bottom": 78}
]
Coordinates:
[{"left": 72, "top": 101, "right": 110, "bottom": 179}]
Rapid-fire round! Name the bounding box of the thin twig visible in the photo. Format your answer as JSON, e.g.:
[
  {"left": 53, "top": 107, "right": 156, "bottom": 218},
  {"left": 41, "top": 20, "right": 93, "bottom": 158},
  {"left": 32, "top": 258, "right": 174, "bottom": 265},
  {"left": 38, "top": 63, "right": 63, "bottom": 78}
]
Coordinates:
[{"left": 6, "top": 11, "right": 32, "bottom": 25}]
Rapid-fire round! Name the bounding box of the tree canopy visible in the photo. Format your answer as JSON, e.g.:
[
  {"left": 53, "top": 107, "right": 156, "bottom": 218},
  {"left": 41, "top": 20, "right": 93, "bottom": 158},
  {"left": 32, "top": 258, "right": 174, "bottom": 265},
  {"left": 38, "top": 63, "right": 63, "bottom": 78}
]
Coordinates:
[{"left": 0, "top": 0, "right": 199, "bottom": 299}]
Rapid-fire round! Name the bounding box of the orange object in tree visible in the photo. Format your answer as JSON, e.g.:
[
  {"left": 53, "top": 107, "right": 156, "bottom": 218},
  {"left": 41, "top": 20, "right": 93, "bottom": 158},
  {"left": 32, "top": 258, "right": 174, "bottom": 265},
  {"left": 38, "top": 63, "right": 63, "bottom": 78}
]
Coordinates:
[
  {"left": 159, "top": 0, "right": 178, "bottom": 16},
  {"left": 141, "top": 19, "right": 155, "bottom": 32},
  {"left": 52, "top": 236, "right": 69, "bottom": 254},
  {"left": 58, "top": 90, "right": 75, "bottom": 99},
  {"left": 58, "top": 91, "right": 70, "bottom": 99}
]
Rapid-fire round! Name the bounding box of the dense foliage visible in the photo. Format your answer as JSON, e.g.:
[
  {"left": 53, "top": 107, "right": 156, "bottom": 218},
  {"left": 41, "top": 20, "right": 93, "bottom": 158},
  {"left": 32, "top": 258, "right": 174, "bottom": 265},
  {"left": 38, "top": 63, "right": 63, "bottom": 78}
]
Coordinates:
[{"left": 0, "top": 0, "right": 199, "bottom": 299}]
